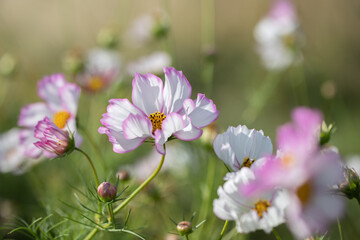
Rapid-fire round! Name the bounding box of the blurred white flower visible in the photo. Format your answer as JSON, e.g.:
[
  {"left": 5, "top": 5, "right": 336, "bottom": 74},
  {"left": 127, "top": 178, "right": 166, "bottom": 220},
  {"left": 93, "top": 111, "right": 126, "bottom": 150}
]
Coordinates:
[
  {"left": 126, "top": 9, "right": 169, "bottom": 47},
  {"left": 76, "top": 48, "right": 122, "bottom": 92},
  {"left": 0, "top": 128, "right": 40, "bottom": 174},
  {"left": 126, "top": 51, "right": 171, "bottom": 76},
  {"left": 346, "top": 155, "right": 360, "bottom": 175},
  {"left": 254, "top": 0, "right": 303, "bottom": 70},
  {"left": 213, "top": 168, "right": 288, "bottom": 234},
  {"left": 213, "top": 125, "right": 273, "bottom": 171}
]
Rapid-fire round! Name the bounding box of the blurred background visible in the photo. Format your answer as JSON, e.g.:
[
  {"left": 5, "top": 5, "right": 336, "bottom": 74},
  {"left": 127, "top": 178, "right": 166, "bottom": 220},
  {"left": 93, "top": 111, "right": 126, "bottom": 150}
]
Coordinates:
[{"left": 1, "top": 0, "right": 360, "bottom": 239}]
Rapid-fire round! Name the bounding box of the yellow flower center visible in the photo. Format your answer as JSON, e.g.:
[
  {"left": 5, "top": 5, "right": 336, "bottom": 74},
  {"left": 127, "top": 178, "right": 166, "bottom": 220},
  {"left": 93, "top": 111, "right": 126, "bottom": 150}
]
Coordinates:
[
  {"left": 148, "top": 112, "right": 166, "bottom": 134},
  {"left": 297, "top": 181, "right": 312, "bottom": 205},
  {"left": 281, "top": 154, "right": 294, "bottom": 168},
  {"left": 53, "top": 111, "right": 71, "bottom": 129},
  {"left": 88, "top": 76, "right": 104, "bottom": 91},
  {"left": 253, "top": 199, "right": 271, "bottom": 219},
  {"left": 241, "top": 157, "right": 256, "bottom": 168}
]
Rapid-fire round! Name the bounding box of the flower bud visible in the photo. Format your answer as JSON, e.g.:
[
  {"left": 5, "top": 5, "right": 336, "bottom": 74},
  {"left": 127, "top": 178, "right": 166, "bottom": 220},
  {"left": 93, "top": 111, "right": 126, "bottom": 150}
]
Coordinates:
[
  {"left": 116, "top": 169, "right": 130, "bottom": 181},
  {"left": 96, "top": 27, "right": 119, "bottom": 49},
  {"left": 176, "top": 221, "right": 192, "bottom": 236},
  {"left": 97, "top": 182, "right": 117, "bottom": 202},
  {"left": 320, "top": 121, "right": 335, "bottom": 146},
  {"left": 62, "top": 49, "right": 84, "bottom": 75}
]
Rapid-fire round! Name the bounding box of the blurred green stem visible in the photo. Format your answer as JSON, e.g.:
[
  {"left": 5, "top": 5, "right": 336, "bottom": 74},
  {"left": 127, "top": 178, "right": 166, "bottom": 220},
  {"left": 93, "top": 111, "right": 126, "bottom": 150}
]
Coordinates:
[
  {"left": 0, "top": 77, "right": 8, "bottom": 108},
  {"left": 84, "top": 145, "right": 166, "bottom": 239},
  {"left": 79, "top": 126, "right": 107, "bottom": 172},
  {"left": 337, "top": 218, "right": 344, "bottom": 240},
  {"left": 108, "top": 203, "right": 116, "bottom": 228},
  {"left": 272, "top": 228, "right": 281, "bottom": 240},
  {"left": 218, "top": 220, "right": 229, "bottom": 240}
]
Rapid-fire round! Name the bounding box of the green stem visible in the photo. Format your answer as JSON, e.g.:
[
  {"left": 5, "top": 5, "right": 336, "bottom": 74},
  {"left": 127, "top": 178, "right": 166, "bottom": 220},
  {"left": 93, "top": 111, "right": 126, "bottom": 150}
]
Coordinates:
[
  {"left": 337, "top": 218, "right": 344, "bottom": 240},
  {"left": 218, "top": 220, "right": 229, "bottom": 240},
  {"left": 186, "top": 235, "right": 190, "bottom": 240},
  {"left": 272, "top": 228, "right": 281, "bottom": 240},
  {"left": 108, "top": 203, "right": 116, "bottom": 229},
  {"left": 83, "top": 146, "right": 166, "bottom": 239},
  {"left": 75, "top": 147, "right": 99, "bottom": 186},
  {"left": 80, "top": 127, "right": 107, "bottom": 172}
]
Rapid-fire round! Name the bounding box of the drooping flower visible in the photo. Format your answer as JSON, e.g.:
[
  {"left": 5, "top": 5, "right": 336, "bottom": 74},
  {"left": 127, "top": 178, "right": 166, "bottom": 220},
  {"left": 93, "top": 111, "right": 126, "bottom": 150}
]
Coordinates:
[
  {"left": 213, "top": 168, "right": 288, "bottom": 234},
  {"left": 34, "top": 117, "right": 74, "bottom": 158},
  {"left": 18, "top": 74, "right": 81, "bottom": 158},
  {"left": 76, "top": 48, "right": 122, "bottom": 92},
  {"left": 126, "top": 51, "right": 171, "bottom": 76},
  {"left": 213, "top": 125, "right": 273, "bottom": 171},
  {"left": 98, "top": 67, "right": 219, "bottom": 155},
  {"left": 254, "top": 0, "right": 303, "bottom": 70},
  {"left": 0, "top": 128, "right": 40, "bottom": 174}
]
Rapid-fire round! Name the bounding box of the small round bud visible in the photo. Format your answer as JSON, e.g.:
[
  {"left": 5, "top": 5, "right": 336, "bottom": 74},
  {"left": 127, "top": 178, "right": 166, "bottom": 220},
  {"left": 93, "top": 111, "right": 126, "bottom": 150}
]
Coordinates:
[
  {"left": 176, "top": 221, "right": 192, "bottom": 236},
  {"left": 116, "top": 169, "right": 130, "bottom": 181},
  {"left": 97, "top": 182, "right": 117, "bottom": 202},
  {"left": 96, "top": 27, "right": 119, "bottom": 49},
  {"left": 0, "top": 53, "right": 17, "bottom": 78},
  {"left": 62, "top": 49, "right": 84, "bottom": 75}
]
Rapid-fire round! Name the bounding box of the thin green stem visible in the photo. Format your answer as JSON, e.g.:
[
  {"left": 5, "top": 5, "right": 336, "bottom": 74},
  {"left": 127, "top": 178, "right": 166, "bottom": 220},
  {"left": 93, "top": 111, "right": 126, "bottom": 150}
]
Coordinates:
[
  {"left": 186, "top": 235, "right": 190, "bottom": 240},
  {"left": 74, "top": 147, "right": 99, "bottom": 186},
  {"left": 80, "top": 127, "right": 107, "bottom": 172},
  {"left": 108, "top": 203, "right": 116, "bottom": 229},
  {"left": 83, "top": 146, "right": 166, "bottom": 239},
  {"left": 218, "top": 220, "right": 229, "bottom": 240},
  {"left": 337, "top": 218, "right": 344, "bottom": 240},
  {"left": 272, "top": 228, "right": 281, "bottom": 240}
]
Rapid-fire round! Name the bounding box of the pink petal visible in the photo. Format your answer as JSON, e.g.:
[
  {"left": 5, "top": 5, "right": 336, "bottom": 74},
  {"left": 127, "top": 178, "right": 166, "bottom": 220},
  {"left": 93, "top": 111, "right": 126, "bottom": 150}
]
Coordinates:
[
  {"left": 100, "top": 128, "right": 146, "bottom": 153},
  {"left": 162, "top": 67, "right": 192, "bottom": 114},
  {"left": 131, "top": 73, "right": 164, "bottom": 115},
  {"left": 37, "top": 74, "right": 66, "bottom": 112},
  {"left": 59, "top": 82, "right": 81, "bottom": 116},
  {"left": 186, "top": 94, "right": 219, "bottom": 128},
  {"left": 174, "top": 116, "right": 203, "bottom": 141}
]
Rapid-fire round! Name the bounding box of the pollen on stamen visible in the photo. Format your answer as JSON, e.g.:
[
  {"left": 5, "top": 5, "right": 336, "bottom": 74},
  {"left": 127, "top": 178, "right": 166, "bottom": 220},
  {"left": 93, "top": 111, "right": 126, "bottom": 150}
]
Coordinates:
[
  {"left": 253, "top": 199, "right": 271, "bottom": 219},
  {"left": 53, "top": 111, "right": 71, "bottom": 129},
  {"left": 148, "top": 111, "right": 166, "bottom": 134}
]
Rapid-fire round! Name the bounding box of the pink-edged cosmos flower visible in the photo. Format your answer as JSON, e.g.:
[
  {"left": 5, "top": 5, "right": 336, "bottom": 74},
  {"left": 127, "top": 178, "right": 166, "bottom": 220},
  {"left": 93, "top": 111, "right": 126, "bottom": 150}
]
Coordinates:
[
  {"left": 99, "top": 67, "right": 219, "bottom": 155},
  {"left": 34, "top": 117, "right": 74, "bottom": 158},
  {"left": 18, "top": 74, "right": 81, "bottom": 158}
]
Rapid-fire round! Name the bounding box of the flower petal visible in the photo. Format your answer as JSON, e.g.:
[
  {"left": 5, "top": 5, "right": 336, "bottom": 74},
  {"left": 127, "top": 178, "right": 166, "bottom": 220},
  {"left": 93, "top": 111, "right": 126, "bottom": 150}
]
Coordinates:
[
  {"left": 174, "top": 115, "right": 203, "bottom": 141},
  {"left": 162, "top": 67, "right": 191, "bottom": 114},
  {"left": 100, "top": 128, "right": 146, "bottom": 153},
  {"left": 19, "top": 129, "right": 43, "bottom": 158},
  {"left": 123, "top": 114, "right": 152, "bottom": 140},
  {"left": 154, "top": 113, "right": 185, "bottom": 154},
  {"left": 18, "top": 103, "right": 52, "bottom": 127},
  {"left": 185, "top": 93, "right": 219, "bottom": 128},
  {"left": 99, "top": 99, "right": 144, "bottom": 132},
  {"left": 213, "top": 128, "right": 237, "bottom": 171},
  {"left": 37, "top": 74, "right": 66, "bottom": 111},
  {"left": 59, "top": 83, "right": 81, "bottom": 115},
  {"left": 132, "top": 73, "right": 164, "bottom": 115}
]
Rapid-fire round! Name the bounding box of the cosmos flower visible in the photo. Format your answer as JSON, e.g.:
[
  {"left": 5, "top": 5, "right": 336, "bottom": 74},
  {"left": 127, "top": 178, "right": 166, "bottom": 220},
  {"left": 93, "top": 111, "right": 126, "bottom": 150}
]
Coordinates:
[
  {"left": 76, "top": 48, "right": 122, "bottom": 92},
  {"left": 213, "top": 125, "right": 273, "bottom": 171},
  {"left": 34, "top": 117, "right": 74, "bottom": 158},
  {"left": 0, "top": 128, "right": 38, "bottom": 174},
  {"left": 98, "top": 67, "right": 219, "bottom": 155},
  {"left": 213, "top": 168, "right": 288, "bottom": 234},
  {"left": 254, "top": 0, "right": 303, "bottom": 70},
  {"left": 126, "top": 51, "right": 171, "bottom": 76},
  {"left": 18, "top": 74, "right": 81, "bottom": 158}
]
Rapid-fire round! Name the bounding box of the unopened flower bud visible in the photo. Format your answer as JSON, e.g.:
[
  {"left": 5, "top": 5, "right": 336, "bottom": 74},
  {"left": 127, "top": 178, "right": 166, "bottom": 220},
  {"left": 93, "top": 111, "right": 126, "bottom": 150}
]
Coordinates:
[
  {"left": 97, "top": 182, "right": 117, "bottom": 202},
  {"left": 320, "top": 121, "right": 335, "bottom": 146},
  {"left": 152, "top": 22, "right": 169, "bottom": 40},
  {"left": 0, "top": 53, "right": 17, "bottom": 78},
  {"left": 176, "top": 221, "right": 192, "bottom": 236},
  {"left": 62, "top": 49, "right": 84, "bottom": 75},
  {"left": 97, "top": 27, "right": 119, "bottom": 49},
  {"left": 116, "top": 169, "right": 130, "bottom": 181}
]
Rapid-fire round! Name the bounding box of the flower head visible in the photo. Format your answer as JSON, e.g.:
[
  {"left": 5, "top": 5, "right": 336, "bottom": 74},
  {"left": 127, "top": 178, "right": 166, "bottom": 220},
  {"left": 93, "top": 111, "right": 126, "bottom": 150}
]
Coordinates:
[
  {"left": 213, "top": 125, "right": 273, "bottom": 171},
  {"left": 34, "top": 117, "right": 74, "bottom": 158},
  {"left": 213, "top": 168, "right": 288, "bottom": 234},
  {"left": 126, "top": 51, "right": 171, "bottom": 76},
  {"left": 18, "top": 74, "right": 81, "bottom": 159},
  {"left": 76, "top": 48, "right": 122, "bottom": 92},
  {"left": 254, "top": 0, "right": 303, "bottom": 70},
  {"left": 99, "top": 67, "right": 219, "bottom": 155}
]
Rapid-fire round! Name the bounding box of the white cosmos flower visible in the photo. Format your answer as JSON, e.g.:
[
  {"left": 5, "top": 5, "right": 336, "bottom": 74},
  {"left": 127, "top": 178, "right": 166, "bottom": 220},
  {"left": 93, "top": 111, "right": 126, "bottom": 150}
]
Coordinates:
[
  {"left": 213, "top": 125, "right": 273, "bottom": 171},
  {"left": 213, "top": 168, "right": 288, "bottom": 234},
  {"left": 254, "top": 0, "right": 302, "bottom": 70},
  {"left": 126, "top": 51, "right": 171, "bottom": 76}
]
